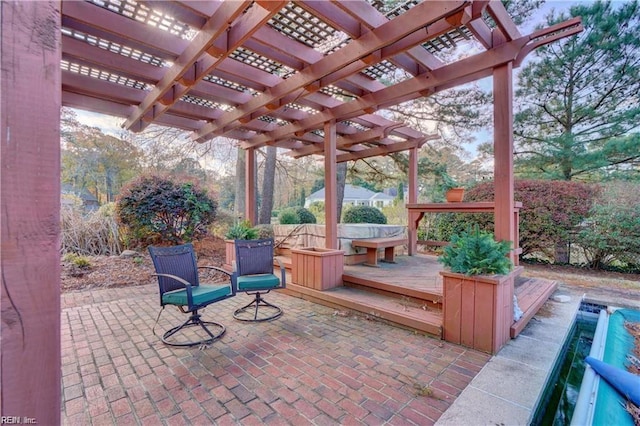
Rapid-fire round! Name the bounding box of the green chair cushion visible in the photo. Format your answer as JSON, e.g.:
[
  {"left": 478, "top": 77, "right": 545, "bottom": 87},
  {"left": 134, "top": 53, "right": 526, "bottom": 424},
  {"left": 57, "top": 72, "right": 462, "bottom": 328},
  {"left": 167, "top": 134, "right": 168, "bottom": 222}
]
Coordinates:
[
  {"left": 162, "top": 284, "right": 231, "bottom": 307},
  {"left": 237, "top": 274, "right": 280, "bottom": 291}
]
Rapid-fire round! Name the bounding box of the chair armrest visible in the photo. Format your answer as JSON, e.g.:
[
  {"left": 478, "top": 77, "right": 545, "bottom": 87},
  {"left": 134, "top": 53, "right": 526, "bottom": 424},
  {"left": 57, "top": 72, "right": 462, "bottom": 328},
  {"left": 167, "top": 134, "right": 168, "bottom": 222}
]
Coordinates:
[
  {"left": 275, "top": 257, "right": 286, "bottom": 288},
  {"left": 197, "top": 265, "right": 237, "bottom": 296},
  {"left": 151, "top": 273, "right": 193, "bottom": 306}
]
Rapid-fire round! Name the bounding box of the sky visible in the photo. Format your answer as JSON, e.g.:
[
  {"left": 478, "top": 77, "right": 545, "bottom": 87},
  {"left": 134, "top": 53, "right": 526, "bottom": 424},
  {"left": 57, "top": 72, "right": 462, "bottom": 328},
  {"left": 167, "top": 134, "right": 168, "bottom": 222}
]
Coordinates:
[{"left": 72, "top": 1, "right": 583, "bottom": 158}]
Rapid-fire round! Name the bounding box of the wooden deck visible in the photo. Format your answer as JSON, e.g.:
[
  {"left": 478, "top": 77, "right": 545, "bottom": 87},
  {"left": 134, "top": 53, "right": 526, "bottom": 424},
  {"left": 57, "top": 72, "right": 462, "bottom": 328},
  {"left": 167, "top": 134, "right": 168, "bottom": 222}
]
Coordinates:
[{"left": 279, "top": 254, "right": 558, "bottom": 343}]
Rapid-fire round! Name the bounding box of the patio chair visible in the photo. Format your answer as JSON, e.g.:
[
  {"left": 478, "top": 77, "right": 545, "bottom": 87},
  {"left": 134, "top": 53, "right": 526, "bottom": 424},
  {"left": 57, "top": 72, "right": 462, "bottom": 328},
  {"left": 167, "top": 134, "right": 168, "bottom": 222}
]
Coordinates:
[
  {"left": 148, "top": 243, "right": 235, "bottom": 347},
  {"left": 233, "top": 238, "right": 286, "bottom": 322}
]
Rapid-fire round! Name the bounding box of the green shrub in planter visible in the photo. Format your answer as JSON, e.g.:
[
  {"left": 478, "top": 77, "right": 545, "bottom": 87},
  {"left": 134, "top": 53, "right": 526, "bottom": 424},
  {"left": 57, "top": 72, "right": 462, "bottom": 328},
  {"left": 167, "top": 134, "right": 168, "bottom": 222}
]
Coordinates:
[
  {"left": 343, "top": 205, "right": 387, "bottom": 224},
  {"left": 439, "top": 225, "right": 512, "bottom": 275},
  {"left": 225, "top": 220, "right": 258, "bottom": 240}
]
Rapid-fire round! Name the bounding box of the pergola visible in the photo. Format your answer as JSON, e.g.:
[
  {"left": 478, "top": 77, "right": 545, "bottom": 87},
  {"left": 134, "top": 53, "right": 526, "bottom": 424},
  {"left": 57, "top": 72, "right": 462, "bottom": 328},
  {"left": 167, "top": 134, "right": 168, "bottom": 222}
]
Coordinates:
[{"left": 1, "top": 0, "right": 581, "bottom": 422}]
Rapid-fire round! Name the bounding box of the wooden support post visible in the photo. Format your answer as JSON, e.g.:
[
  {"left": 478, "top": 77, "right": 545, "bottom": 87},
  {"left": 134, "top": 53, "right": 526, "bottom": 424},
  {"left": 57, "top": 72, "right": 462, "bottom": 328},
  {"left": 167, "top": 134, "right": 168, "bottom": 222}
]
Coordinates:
[
  {"left": 408, "top": 147, "right": 418, "bottom": 255},
  {"left": 324, "top": 120, "right": 338, "bottom": 249},
  {"left": 245, "top": 147, "right": 257, "bottom": 225},
  {"left": 493, "top": 62, "right": 516, "bottom": 264},
  {"left": 1, "top": 1, "right": 61, "bottom": 422}
]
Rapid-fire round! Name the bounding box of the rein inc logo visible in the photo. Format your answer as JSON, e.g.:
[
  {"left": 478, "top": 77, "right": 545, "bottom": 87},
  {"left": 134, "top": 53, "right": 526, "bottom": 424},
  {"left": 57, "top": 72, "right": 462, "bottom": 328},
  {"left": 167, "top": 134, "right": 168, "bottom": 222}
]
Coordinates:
[{"left": 1, "top": 417, "right": 37, "bottom": 424}]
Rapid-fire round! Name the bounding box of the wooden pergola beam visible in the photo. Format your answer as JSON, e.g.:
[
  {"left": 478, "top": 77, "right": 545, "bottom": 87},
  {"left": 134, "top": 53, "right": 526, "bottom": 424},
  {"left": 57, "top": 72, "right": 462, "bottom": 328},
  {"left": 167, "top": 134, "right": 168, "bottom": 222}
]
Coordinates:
[
  {"left": 123, "top": 1, "right": 283, "bottom": 132},
  {"left": 195, "top": 1, "right": 467, "bottom": 142},
  {"left": 335, "top": 137, "right": 435, "bottom": 163},
  {"left": 330, "top": 0, "right": 446, "bottom": 74},
  {"left": 487, "top": 0, "right": 521, "bottom": 41},
  {"left": 242, "top": 19, "right": 582, "bottom": 149}
]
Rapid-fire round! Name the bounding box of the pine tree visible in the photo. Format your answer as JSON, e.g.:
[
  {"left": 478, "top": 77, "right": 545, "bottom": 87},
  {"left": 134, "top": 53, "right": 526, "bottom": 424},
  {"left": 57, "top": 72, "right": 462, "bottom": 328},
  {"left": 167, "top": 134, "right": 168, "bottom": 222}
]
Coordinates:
[{"left": 514, "top": 1, "right": 640, "bottom": 181}]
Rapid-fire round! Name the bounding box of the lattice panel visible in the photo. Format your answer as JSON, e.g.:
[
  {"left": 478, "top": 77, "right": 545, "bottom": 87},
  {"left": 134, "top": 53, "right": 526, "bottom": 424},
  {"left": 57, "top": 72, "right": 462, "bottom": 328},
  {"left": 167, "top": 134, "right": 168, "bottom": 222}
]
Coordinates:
[
  {"left": 341, "top": 121, "right": 371, "bottom": 132},
  {"left": 62, "top": 27, "right": 168, "bottom": 68},
  {"left": 181, "top": 95, "right": 233, "bottom": 112},
  {"left": 362, "top": 60, "right": 398, "bottom": 80},
  {"left": 61, "top": 60, "right": 149, "bottom": 90},
  {"left": 258, "top": 116, "right": 291, "bottom": 126},
  {"left": 203, "top": 75, "right": 256, "bottom": 95},
  {"left": 269, "top": 2, "right": 339, "bottom": 49},
  {"left": 320, "top": 85, "right": 357, "bottom": 101},
  {"left": 422, "top": 26, "right": 473, "bottom": 53},
  {"left": 229, "top": 47, "right": 295, "bottom": 78},
  {"left": 381, "top": 0, "right": 421, "bottom": 18},
  {"left": 287, "top": 104, "right": 320, "bottom": 115},
  {"left": 87, "top": 0, "right": 195, "bottom": 40}
]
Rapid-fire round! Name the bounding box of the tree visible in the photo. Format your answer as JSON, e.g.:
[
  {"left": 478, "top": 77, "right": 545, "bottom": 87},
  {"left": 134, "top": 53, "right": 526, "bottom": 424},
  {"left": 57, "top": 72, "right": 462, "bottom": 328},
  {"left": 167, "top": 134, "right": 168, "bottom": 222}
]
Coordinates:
[
  {"left": 258, "top": 145, "right": 277, "bottom": 224},
  {"left": 61, "top": 111, "right": 140, "bottom": 203},
  {"left": 235, "top": 148, "right": 246, "bottom": 218},
  {"left": 514, "top": 1, "right": 640, "bottom": 181}
]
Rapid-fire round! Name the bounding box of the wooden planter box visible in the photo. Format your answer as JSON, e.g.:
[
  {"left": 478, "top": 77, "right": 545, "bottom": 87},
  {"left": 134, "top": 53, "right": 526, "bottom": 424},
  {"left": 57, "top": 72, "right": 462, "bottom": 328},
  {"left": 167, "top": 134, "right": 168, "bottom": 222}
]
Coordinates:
[
  {"left": 224, "top": 240, "right": 235, "bottom": 271},
  {"left": 291, "top": 247, "right": 345, "bottom": 291},
  {"left": 441, "top": 267, "right": 521, "bottom": 354}
]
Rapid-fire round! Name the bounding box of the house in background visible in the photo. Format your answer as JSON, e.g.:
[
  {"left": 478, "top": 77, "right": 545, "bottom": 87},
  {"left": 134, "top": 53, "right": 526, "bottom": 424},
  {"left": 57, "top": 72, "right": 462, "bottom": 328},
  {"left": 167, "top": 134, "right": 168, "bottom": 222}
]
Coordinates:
[
  {"left": 61, "top": 184, "right": 100, "bottom": 211},
  {"left": 305, "top": 184, "right": 395, "bottom": 209}
]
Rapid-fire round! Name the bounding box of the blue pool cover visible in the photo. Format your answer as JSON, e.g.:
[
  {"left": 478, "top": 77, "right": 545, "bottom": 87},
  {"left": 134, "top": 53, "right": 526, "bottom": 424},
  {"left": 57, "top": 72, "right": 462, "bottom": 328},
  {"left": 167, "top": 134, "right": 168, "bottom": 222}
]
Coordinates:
[{"left": 593, "top": 308, "right": 640, "bottom": 426}]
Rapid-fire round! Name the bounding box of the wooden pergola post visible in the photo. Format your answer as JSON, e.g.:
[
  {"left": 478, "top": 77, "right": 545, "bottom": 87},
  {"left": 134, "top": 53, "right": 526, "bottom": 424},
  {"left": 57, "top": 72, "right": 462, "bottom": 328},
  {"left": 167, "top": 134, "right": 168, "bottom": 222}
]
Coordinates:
[
  {"left": 408, "top": 146, "right": 419, "bottom": 255},
  {"left": 324, "top": 120, "right": 338, "bottom": 249},
  {"left": 245, "top": 147, "right": 257, "bottom": 225},
  {"left": 1, "top": 1, "right": 61, "bottom": 422},
  {"left": 493, "top": 62, "right": 517, "bottom": 264}
]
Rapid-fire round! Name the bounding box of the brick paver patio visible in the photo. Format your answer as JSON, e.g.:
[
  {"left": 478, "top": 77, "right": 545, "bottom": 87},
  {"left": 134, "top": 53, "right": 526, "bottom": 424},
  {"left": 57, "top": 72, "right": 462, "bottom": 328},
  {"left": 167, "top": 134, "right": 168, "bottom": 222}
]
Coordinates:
[{"left": 61, "top": 284, "right": 490, "bottom": 425}]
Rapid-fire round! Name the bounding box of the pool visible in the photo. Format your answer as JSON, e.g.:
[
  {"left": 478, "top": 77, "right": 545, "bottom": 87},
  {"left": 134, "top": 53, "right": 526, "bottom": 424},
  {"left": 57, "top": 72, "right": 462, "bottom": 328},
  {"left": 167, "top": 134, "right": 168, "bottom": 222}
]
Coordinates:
[
  {"left": 531, "top": 310, "right": 598, "bottom": 425},
  {"left": 532, "top": 304, "right": 640, "bottom": 425}
]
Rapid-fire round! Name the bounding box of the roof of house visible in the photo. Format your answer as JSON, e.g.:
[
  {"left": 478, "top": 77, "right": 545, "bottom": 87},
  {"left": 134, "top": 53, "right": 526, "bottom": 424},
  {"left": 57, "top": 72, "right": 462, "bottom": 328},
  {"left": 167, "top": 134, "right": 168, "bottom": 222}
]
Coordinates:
[
  {"left": 307, "top": 184, "right": 394, "bottom": 202},
  {"left": 61, "top": 184, "right": 99, "bottom": 203}
]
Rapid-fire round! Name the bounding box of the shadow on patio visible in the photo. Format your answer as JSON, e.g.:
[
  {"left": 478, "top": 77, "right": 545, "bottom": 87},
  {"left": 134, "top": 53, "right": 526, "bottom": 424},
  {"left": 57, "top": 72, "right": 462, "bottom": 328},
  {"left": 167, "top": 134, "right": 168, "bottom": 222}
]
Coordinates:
[{"left": 61, "top": 284, "right": 490, "bottom": 425}]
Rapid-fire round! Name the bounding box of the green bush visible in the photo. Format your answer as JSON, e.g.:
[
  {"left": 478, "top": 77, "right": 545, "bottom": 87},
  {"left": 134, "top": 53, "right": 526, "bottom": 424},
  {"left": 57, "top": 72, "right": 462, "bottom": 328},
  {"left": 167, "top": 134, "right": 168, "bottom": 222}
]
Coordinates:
[
  {"left": 307, "top": 202, "right": 325, "bottom": 224},
  {"left": 295, "top": 207, "right": 317, "bottom": 224},
  {"left": 277, "top": 207, "right": 317, "bottom": 224},
  {"left": 63, "top": 253, "right": 92, "bottom": 268},
  {"left": 575, "top": 181, "right": 640, "bottom": 270},
  {"left": 278, "top": 209, "right": 299, "bottom": 225},
  {"left": 116, "top": 174, "right": 217, "bottom": 245},
  {"left": 342, "top": 205, "right": 387, "bottom": 224},
  {"left": 439, "top": 226, "right": 513, "bottom": 275}
]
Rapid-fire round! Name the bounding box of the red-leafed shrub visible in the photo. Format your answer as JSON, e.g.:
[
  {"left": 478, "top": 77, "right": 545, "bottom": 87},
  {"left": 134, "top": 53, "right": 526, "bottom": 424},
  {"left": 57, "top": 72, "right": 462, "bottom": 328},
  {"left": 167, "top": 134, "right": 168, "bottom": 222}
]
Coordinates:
[{"left": 446, "top": 180, "right": 600, "bottom": 262}]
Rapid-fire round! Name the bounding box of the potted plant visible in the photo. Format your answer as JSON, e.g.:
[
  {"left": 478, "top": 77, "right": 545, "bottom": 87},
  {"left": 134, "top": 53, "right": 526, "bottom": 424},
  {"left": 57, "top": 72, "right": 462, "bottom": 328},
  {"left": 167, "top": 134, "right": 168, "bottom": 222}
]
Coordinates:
[
  {"left": 438, "top": 225, "right": 520, "bottom": 353},
  {"left": 441, "top": 173, "right": 465, "bottom": 203},
  {"left": 224, "top": 220, "right": 259, "bottom": 270}
]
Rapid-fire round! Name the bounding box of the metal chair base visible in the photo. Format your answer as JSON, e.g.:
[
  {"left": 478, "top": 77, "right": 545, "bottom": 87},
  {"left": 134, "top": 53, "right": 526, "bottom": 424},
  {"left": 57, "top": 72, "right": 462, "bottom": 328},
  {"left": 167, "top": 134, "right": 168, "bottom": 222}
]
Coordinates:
[
  {"left": 162, "top": 312, "right": 225, "bottom": 347},
  {"left": 233, "top": 292, "right": 283, "bottom": 322}
]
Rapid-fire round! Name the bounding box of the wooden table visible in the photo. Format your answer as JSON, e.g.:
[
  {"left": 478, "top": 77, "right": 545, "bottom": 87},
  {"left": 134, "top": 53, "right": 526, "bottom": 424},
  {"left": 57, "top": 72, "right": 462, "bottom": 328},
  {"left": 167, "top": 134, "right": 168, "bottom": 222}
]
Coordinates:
[{"left": 351, "top": 237, "right": 408, "bottom": 267}]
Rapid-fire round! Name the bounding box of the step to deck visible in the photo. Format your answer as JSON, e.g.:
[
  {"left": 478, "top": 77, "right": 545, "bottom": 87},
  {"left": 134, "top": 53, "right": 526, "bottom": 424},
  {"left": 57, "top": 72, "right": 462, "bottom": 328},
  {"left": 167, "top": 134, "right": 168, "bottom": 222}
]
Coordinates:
[
  {"left": 281, "top": 283, "right": 443, "bottom": 338},
  {"left": 342, "top": 273, "right": 442, "bottom": 310},
  {"left": 511, "top": 277, "right": 559, "bottom": 338}
]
